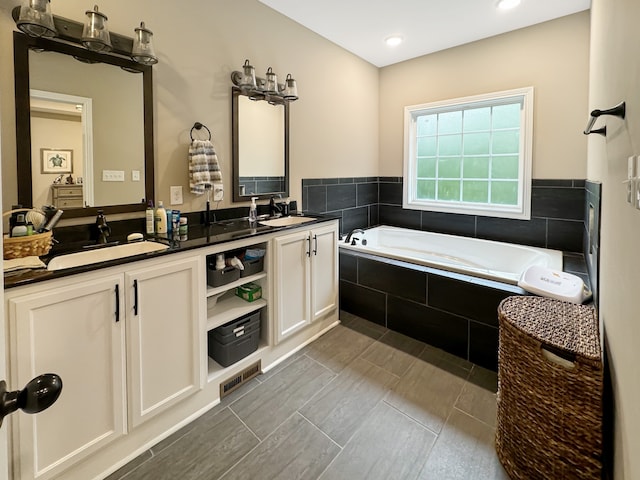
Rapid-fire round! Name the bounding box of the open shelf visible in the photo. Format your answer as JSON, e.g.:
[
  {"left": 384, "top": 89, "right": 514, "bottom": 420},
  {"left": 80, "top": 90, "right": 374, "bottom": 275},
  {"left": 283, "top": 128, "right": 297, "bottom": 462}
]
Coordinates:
[
  {"left": 206, "top": 272, "right": 267, "bottom": 298},
  {"left": 207, "top": 343, "right": 268, "bottom": 382},
  {"left": 207, "top": 295, "right": 267, "bottom": 331}
]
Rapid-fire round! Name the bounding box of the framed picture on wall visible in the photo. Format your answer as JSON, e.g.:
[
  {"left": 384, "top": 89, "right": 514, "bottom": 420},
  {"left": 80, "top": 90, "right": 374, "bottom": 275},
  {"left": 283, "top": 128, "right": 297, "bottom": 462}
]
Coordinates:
[{"left": 41, "top": 148, "right": 73, "bottom": 174}]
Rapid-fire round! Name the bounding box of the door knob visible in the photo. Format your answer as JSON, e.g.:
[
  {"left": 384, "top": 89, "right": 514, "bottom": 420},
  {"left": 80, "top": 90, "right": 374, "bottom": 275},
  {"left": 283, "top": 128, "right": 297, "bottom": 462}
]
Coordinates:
[{"left": 0, "top": 373, "right": 63, "bottom": 428}]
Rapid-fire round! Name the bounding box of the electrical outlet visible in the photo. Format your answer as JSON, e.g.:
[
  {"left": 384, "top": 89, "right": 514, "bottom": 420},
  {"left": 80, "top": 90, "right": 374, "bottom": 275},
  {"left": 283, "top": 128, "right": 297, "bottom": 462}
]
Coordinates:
[
  {"left": 213, "top": 183, "right": 224, "bottom": 201},
  {"left": 102, "top": 170, "right": 125, "bottom": 182},
  {"left": 170, "top": 186, "right": 183, "bottom": 205}
]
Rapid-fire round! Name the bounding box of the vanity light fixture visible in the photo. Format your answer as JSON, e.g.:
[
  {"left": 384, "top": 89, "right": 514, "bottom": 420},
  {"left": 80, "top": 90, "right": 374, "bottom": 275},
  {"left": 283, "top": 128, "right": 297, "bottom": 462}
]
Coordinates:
[
  {"left": 264, "top": 67, "right": 278, "bottom": 94},
  {"left": 82, "top": 5, "right": 112, "bottom": 53},
  {"left": 239, "top": 59, "right": 258, "bottom": 90},
  {"left": 231, "top": 60, "right": 299, "bottom": 103},
  {"left": 16, "top": 0, "right": 56, "bottom": 38},
  {"left": 282, "top": 74, "right": 298, "bottom": 101},
  {"left": 11, "top": 4, "right": 159, "bottom": 66},
  {"left": 496, "top": 0, "right": 521, "bottom": 10},
  {"left": 131, "top": 22, "right": 158, "bottom": 65}
]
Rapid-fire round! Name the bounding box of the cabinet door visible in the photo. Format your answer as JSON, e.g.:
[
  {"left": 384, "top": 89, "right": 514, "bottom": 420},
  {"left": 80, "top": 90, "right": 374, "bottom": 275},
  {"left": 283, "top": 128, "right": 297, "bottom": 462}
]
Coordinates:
[
  {"left": 8, "top": 275, "right": 126, "bottom": 480},
  {"left": 126, "top": 256, "right": 203, "bottom": 428},
  {"left": 310, "top": 223, "right": 339, "bottom": 320},
  {"left": 273, "top": 230, "right": 312, "bottom": 343}
]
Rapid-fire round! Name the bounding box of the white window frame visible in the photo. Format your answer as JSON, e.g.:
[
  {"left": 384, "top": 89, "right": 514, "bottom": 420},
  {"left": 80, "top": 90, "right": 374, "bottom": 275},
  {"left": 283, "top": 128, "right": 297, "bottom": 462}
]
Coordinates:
[{"left": 403, "top": 87, "right": 534, "bottom": 220}]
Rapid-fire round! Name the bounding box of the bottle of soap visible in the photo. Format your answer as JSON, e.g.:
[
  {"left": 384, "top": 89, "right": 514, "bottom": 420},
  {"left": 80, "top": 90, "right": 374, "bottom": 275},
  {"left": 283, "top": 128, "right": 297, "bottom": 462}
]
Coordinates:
[
  {"left": 146, "top": 200, "right": 155, "bottom": 234},
  {"left": 155, "top": 201, "right": 168, "bottom": 234},
  {"left": 249, "top": 197, "right": 258, "bottom": 223},
  {"left": 11, "top": 213, "right": 28, "bottom": 237}
]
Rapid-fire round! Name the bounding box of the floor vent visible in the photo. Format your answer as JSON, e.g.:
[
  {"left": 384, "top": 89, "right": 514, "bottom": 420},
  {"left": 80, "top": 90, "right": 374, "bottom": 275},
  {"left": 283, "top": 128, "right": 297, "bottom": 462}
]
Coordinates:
[{"left": 219, "top": 360, "right": 261, "bottom": 399}]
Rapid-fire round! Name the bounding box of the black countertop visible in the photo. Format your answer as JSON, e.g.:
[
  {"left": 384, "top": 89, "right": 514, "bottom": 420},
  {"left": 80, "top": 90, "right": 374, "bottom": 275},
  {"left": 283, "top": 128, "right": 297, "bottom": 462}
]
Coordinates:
[{"left": 4, "top": 214, "right": 339, "bottom": 289}]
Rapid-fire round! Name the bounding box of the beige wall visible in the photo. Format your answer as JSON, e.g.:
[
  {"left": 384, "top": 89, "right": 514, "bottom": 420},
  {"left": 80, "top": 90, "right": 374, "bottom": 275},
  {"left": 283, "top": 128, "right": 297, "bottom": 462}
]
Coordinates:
[
  {"left": 588, "top": 0, "right": 640, "bottom": 478},
  {"left": 30, "top": 112, "right": 83, "bottom": 207},
  {"left": 379, "top": 12, "right": 590, "bottom": 179},
  {"left": 0, "top": 0, "right": 380, "bottom": 218}
]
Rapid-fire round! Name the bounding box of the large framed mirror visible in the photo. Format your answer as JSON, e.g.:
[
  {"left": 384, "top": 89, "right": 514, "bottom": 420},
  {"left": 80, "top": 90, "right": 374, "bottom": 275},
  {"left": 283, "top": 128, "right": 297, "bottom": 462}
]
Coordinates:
[
  {"left": 232, "top": 87, "right": 289, "bottom": 202},
  {"left": 13, "top": 31, "right": 154, "bottom": 218}
]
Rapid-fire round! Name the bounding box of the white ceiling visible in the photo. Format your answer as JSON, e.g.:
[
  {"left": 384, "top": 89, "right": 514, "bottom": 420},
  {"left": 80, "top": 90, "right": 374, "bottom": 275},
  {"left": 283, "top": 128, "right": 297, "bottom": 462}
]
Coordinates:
[{"left": 258, "top": 0, "right": 591, "bottom": 67}]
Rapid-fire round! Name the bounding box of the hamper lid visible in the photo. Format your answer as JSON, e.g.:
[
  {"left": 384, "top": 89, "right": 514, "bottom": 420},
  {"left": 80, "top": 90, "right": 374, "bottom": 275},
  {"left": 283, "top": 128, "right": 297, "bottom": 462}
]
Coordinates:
[{"left": 498, "top": 296, "right": 600, "bottom": 361}]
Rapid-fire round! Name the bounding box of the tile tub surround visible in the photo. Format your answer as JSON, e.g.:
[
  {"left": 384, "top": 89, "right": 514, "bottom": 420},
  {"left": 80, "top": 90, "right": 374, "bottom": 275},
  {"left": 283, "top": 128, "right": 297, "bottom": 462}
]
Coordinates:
[
  {"left": 302, "top": 177, "right": 586, "bottom": 253},
  {"left": 339, "top": 249, "right": 529, "bottom": 372},
  {"left": 107, "top": 315, "right": 507, "bottom": 480},
  {"left": 339, "top": 245, "right": 590, "bottom": 374}
]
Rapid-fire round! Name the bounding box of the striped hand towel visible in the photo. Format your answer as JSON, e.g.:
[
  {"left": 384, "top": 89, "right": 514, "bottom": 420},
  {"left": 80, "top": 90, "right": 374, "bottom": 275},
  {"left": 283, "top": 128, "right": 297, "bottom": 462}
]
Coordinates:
[{"left": 189, "top": 139, "right": 222, "bottom": 195}]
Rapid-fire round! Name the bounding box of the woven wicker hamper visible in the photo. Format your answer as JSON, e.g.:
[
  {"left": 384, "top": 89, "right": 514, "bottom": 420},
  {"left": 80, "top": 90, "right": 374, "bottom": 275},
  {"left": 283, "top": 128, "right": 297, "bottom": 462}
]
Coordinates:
[{"left": 495, "top": 296, "right": 603, "bottom": 479}]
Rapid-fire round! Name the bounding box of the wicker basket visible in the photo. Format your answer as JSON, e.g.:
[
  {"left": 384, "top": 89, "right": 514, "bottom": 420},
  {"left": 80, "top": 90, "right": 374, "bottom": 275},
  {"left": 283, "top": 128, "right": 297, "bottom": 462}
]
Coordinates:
[
  {"left": 3, "top": 209, "right": 53, "bottom": 259},
  {"left": 496, "top": 296, "right": 603, "bottom": 480}
]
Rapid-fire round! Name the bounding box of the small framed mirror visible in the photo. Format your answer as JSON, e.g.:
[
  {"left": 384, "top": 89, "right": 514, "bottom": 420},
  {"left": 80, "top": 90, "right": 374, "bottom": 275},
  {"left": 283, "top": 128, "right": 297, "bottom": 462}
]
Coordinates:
[{"left": 232, "top": 87, "right": 289, "bottom": 202}]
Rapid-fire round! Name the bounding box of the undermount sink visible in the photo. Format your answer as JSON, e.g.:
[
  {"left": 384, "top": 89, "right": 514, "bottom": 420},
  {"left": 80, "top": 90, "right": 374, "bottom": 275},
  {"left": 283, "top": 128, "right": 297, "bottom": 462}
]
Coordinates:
[
  {"left": 47, "top": 241, "right": 169, "bottom": 271},
  {"left": 258, "top": 216, "right": 317, "bottom": 227}
]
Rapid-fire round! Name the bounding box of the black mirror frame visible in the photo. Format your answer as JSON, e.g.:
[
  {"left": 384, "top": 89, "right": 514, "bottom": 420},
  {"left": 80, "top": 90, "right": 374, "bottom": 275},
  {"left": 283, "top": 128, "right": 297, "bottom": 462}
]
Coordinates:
[
  {"left": 231, "top": 86, "right": 290, "bottom": 203},
  {"left": 13, "top": 31, "right": 155, "bottom": 218}
]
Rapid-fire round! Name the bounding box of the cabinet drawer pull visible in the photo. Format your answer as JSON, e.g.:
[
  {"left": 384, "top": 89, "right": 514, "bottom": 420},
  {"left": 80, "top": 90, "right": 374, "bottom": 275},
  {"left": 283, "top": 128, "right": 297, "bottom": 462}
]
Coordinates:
[
  {"left": 313, "top": 234, "right": 318, "bottom": 256},
  {"left": 306, "top": 235, "right": 311, "bottom": 257},
  {"left": 133, "top": 279, "right": 139, "bottom": 315},
  {"left": 115, "top": 284, "right": 120, "bottom": 322}
]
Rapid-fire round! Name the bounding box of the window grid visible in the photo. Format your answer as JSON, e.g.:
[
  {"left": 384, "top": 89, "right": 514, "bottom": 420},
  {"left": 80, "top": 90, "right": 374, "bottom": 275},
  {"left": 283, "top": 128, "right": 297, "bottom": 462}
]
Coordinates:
[{"left": 415, "top": 106, "right": 521, "bottom": 206}]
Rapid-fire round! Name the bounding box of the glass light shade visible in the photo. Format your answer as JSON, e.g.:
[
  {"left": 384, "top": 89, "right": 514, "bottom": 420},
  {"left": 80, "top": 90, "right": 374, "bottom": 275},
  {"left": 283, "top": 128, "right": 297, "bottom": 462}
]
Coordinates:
[
  {"left": 282, "top": 74, "right": 298, "bottom": 101},
  {"left": 239, "top": 59, "right": 257, "bottom": 90},
  {"left": 264, "top": 67, "right": 278, "bottom": 94},
  {"left": 82, "top": 5, "right": 112, "bottom": 53},
  {"left": 132, "top": 22, "right": 158, "bottom": 65},
  {"left": 16, "top": 0, "right": 56, "bottom": 38}
]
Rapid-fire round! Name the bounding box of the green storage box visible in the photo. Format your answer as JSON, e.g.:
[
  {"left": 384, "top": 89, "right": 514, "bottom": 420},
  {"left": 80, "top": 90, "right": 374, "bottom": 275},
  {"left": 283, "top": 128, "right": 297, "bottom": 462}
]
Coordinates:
[{"left": 236, "top": 282, "right": 262, "bottom": 302}]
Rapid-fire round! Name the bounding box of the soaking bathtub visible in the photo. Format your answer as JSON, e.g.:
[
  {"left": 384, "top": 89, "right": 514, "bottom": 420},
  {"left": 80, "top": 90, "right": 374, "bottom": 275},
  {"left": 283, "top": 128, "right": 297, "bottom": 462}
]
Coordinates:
[{"left": 339, "top": 225, "right": 563, "bottom": 285}]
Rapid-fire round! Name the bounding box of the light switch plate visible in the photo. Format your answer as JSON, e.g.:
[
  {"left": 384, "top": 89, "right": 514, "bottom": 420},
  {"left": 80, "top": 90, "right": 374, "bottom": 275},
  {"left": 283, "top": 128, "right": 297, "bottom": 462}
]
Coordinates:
[
  {"left": 170, "top": 186, "right": 183, "bottom": 205},
  {"left": 213, "top": 183, "right": 224, "bottom": 201},
  {"left": 102, "top": 170, "right": 125, "bottom": 182},
  {"left": 132, "top": 170, "right": 141, "bottom": 181}
]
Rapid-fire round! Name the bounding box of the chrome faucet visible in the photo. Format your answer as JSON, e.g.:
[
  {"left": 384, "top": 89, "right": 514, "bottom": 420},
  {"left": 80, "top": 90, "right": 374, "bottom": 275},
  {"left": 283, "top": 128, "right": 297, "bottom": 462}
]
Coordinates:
[
  {"left": 345, "top": 228, "right": 365, "bottom": 244},
  {"left": 95, "top": 210, "right": 111, "bottom": 244}
]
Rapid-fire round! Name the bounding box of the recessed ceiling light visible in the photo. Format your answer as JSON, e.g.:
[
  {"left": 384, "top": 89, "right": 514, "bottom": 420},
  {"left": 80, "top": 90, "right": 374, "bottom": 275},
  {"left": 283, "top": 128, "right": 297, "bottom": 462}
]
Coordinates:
[
  {"left": 385, "top": 36, "right": 403, "bottom": 47},
  {"left": 497, "top": 0, "right": 521, "bottom": 10}
]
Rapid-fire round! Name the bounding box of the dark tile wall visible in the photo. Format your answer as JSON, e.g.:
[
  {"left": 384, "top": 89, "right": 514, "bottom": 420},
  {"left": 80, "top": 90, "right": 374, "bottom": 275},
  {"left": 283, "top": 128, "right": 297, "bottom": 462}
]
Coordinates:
[
  {"left": 584, "top": 181, "right": 602, "bottom": 306},
  {"left": 302, "top": 178, "right": 380, "bottom": 235},
  {"left": 303, "top": 177, "right": 586, "bottom": 253},
  {"left": 339, "top": 250, "right": 525, "bottom": 371},
  {"left": 238, "top": 176, "right": 286, "bottom": 196}
]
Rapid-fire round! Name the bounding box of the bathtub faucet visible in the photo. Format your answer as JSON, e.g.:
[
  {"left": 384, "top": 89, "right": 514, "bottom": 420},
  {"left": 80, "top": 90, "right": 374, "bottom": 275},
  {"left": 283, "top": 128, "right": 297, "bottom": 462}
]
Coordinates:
[{"left": 345, "top": 228, "right": 365, "bottom": 244}]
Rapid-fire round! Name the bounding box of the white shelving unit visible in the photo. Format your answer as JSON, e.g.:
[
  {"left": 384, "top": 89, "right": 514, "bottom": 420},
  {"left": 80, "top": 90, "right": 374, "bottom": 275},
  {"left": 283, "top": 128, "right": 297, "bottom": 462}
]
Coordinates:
[{"left": 205, "top": 246, "right": 268, "bottom": 378}]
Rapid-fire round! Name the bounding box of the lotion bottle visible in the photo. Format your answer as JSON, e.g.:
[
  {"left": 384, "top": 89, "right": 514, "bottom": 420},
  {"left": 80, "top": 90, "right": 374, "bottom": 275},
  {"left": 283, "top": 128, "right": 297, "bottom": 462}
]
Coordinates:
[
  {"left": 248, "top": 197, "right": 258, "bottom": 223},
  {"left": 155, "top": 201, "right": 168, "bottom": 234}
]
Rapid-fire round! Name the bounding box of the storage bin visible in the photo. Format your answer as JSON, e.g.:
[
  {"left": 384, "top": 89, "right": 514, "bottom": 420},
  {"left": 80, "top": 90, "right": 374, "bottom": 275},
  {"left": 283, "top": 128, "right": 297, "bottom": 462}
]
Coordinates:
[
  {"left": 240, "top": 256, "right": 264, "bottom": 277},
  {"left": 207, "top": 264, "right": 240, "bottom": 288},
  {"left": 208, "top": 311, "right": 261, "bottom": 367},
  {"left": 496, "top": 296, "right": 602, "bottom": 479},
  {"left": 236, "top": 282, "right": 262, "bottom": 302}
]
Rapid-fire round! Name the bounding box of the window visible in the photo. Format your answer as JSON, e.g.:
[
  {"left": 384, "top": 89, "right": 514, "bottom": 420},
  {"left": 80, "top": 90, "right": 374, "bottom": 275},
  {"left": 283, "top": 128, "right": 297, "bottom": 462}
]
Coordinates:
[{"left": 403, "top": 87, "right": 533, "bottom": 219}]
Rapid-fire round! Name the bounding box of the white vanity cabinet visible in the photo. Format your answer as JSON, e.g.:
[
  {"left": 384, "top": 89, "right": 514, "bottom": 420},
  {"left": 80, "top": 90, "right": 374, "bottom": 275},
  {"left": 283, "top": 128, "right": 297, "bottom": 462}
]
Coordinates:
[
  {"left": 5, "top": 254, "right": 203, "bottom": 480},
  {"left": 272, "top": 221, "right": 338, "bottom": 343},
  {"left": 125, "top": 256, "right": 203, "bottom": 428},
  {"left": 7, "top": 274, "right": 127, "bottom": 480}
]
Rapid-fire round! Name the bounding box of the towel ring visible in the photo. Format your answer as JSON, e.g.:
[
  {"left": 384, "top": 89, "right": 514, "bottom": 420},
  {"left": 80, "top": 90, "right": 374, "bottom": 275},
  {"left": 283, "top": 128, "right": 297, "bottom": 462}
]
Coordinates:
[{"left": 190, "top": 122, "right": 212, "bottom": 141}]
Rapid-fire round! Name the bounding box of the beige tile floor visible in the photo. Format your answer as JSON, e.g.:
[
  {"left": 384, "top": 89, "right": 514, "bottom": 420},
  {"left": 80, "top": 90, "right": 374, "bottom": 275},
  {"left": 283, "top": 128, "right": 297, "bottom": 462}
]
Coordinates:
[{"left": 107, "top": 312, "right": 509, "bottom": 480}]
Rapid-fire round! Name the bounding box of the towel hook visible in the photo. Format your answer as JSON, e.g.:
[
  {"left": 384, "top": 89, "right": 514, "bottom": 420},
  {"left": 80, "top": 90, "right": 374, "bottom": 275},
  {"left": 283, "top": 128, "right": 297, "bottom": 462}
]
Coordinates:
[
  {"left": 190, "top": 122, "right": 212, "bottom": 141},
  {"left": 583, "top": 101, "right": 626, "bottom": 136}
]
